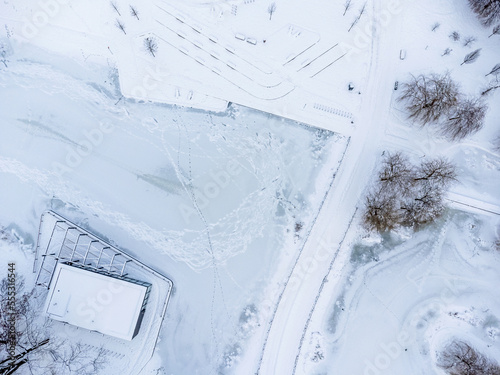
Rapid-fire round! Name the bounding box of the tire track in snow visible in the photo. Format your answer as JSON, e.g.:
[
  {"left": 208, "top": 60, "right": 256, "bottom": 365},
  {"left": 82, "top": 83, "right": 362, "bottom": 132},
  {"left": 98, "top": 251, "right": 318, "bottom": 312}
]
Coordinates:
[
  {"left": 291, "top": 212, "right": 356, "bottom": 374},
  {"left": 254, "top": 140, "right": 350, "bottom": 374},
  {"left": 257, "top": 0, "right": 399, "bottom": 372}
]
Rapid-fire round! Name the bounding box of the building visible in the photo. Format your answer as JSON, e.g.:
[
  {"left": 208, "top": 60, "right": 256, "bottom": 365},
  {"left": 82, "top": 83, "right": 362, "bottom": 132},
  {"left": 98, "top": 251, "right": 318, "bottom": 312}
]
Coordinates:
[{"left": 44, "top": 262, "right": 151, "bottom": 341}]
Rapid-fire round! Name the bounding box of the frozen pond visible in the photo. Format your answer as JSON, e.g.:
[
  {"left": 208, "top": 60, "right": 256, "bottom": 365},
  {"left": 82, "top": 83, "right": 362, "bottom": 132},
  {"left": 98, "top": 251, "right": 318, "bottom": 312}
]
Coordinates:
[{"left": 0, "top": 42, "right": 349, "bottom": 373}]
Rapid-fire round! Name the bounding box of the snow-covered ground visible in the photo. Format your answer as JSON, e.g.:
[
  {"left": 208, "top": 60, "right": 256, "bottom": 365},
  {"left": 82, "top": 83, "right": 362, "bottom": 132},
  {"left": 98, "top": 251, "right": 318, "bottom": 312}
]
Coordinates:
[
  {"left": 1, "top": 0, "right": 499, "bottom": 373},
  {"left": 0, "top": 35, "right": 348, "bottom": 373},
  {"left": 297, "top": 210, "right": 500, "bottom": 375},
  {"left": 291, "top": 1, "right": 500, "bottom": 374}
]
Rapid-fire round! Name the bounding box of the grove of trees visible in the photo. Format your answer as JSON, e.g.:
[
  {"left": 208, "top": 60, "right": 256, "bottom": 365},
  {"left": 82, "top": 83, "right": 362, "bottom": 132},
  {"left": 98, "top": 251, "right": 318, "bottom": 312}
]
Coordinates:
[
  {"left": 363, "top": 152, "right": 457, "bottom": 232},
  {"left": 438, "top": 340, "right": 500, "bottom": 374},
  {"left": 398, "top": 73, "right": 489, "bottom": 141}
]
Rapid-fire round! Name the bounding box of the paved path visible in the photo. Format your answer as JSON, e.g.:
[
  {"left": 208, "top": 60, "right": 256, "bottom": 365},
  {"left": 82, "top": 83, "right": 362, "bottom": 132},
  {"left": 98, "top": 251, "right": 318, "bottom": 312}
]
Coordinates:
[{"left": 255, "top": 1, "right": 401, "bottom": 373}]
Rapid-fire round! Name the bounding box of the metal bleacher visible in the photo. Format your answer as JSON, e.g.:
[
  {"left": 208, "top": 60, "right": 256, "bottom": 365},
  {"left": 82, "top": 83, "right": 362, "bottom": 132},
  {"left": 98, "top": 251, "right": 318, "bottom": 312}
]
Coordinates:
[{"left": 35, "top": 215, "right": 132, "bottom": 289}]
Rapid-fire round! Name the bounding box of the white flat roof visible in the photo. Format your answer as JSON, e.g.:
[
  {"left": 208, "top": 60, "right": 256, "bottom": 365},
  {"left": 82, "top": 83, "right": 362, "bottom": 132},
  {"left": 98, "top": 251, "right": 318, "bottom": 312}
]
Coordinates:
[{"left": 44, "top": 263, "right": 149, "bottom": 341}]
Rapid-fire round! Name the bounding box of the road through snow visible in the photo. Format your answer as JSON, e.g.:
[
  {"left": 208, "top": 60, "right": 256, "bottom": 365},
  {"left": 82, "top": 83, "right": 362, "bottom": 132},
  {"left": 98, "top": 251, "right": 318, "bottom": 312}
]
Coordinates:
[{"left": 255, "top": 1, "right": 402, "bottom": 373}]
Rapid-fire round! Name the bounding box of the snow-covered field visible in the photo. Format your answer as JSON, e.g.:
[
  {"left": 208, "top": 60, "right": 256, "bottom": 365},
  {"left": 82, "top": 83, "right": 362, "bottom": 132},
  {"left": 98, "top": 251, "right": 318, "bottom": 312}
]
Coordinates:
[{"left": 1, "top": 0, "right": 499, "bottom": 374}]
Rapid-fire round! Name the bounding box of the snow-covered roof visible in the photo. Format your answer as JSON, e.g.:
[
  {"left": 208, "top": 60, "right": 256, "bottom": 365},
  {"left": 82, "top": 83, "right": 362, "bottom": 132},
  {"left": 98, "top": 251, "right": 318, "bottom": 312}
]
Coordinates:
[{"left": 44, "top": 262, "right": 150, "bottom": 341}]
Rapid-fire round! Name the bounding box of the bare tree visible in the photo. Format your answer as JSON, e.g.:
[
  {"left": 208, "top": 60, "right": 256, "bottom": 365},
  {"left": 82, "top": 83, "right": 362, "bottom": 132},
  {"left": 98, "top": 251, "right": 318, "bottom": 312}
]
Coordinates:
[
  {"left": 413, "top": 157, "right": 457, "bottom": 188},
  {"left": 450, "top": 31, "right": 461, "bottom": 41},
  {"left": 48, "top": 342, "right": 107, "bottom": 374},
  {"left": 343, "top": 0, "right": 353, "bottom": 16},
  {"left": 403, "top": 157, "right": 456, "bottom": 227},
  {"left": 267, "top": 2, "right": 277, "bottom": 20},
  {"left": 441, "top": 98, "right": 488, "bottom": 141},
  {"left": 363, "top": 188, "right": 401, "bottom": 232},
  {"left": 438, "top": 340, "right": 500, "bottom": 374},
  {"left": 486, "top": 63, "right": 500, "bottom": 76},
  {"left": 398, "top": 73, "right": 461, "bottom": 125},
  {"left": 461, "top": 48, "right": 482, "bottom": 65},
  {"left": 431, "top": 22, "right": 441, "bottom": 31},
  {"left": 130, "top": 5, "right": 139, "bottom": 20},
  {"left": 144, "top": 36, "right": 158, "bottom": 57},
  {"left": 348, "top": 2, "right": 367, "bottom": 32},
  {"left": 110, "top": 1, "right": 121, "bottom": 16},
  {"left": 0, "top": 277, "right": 107, "bottom": 374},
  {"left": 442, "top": 48, "right": 453, "bottom": 56},
  {"left": 401, "top": 185, "right": 445, "bottom": 227},
  {"left": 490, "top": 23, "right": 500, "bottom": 36},
  {"left": 463, "top": 36, "right": 477, "bottom": 46},
  {"left": 115, "top": 19, "right": 126, "bottom": 34},
  {"left": 378, "top": 151, "right": 415, "bottom": 196},
  {"left": 481, "top": 78, "right": 500, "bottom": 95},
  {"left": 363, "top": 153, "right": 457, "bottom": 231},
  {"left": 468, "top": 0, "right": 500, "bottom": 26}
]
